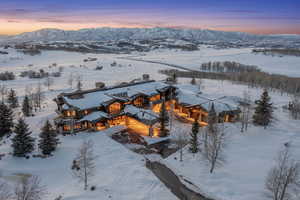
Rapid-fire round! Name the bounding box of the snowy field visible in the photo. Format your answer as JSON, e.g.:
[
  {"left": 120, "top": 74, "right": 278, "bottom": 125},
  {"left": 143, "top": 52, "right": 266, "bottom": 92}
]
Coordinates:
[
  {"left": 0, "top": 47, "right": 300, "bottom": 200},
  {"left": 131, "top": 46, "right": 300, "bottom": 77}
]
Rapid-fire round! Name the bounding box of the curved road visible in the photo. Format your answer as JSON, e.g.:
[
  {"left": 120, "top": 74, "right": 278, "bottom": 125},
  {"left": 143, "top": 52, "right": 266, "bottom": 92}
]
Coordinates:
[{"left": 146, "top": 160, "right": 215, "bottom": 200}]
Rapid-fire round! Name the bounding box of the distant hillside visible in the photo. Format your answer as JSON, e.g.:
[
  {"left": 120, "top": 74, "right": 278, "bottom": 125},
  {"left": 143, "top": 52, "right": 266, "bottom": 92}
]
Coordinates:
[
  {"left": 2, "top": 28, "right": 299, "bottom": 41},
  {"left": 1, "top": 27, "right": 300, "bottom": 49}
]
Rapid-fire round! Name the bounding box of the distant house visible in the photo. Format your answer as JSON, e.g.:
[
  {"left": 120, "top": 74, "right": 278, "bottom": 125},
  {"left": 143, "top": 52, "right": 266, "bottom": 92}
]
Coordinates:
[{"left": 54, "top": 80, "right": 242, "bottom": 137}]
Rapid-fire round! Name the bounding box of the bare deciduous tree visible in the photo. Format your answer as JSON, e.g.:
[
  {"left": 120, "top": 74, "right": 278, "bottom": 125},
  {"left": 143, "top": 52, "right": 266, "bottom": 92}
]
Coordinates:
[
  {"left": 25, "top": 85, "right": 35, "bottom": 112},
  {"left": 0, "top": 85, "right": 7, "bottom": 102},
  {"left": 197, "top": 78, "right": 205, "bottom": 91},
  {"left": 202, "top": 123, "right": 226, "bottom": 173},
  {"left": 44, "top": 77, "right": 54, "bottom": 91},
  {"left": 288, "top": 93, "right": 300, "bottom": 120},
  {"left": 76, "top": 75, "right": 83, "bottom": 91},
  {"left": 265, "top": 147, "right": 300, "bottom": 200},
  {"left": 72, "top": 140, "right": 97, "bottom": 190},
  {"left": 0, "top": 181, "right": 12, "bottom": 200},
  {"left": 202, "top": 105, "right": 226, "bottom": 173},
  {"left": 15, "top": 175, "right": 46, "bottom": 200},
  {"left": 173, "top": 123, "right": 188, "bottom": 162},
  {"left": 33, "top": 82, "right": 44, "bottom": 111},
  {"left": 68, "top": 73, "right": 74, "bottom": 89},
  {"left": 240, "top": 90, "right": 251, "bottom": 132}
]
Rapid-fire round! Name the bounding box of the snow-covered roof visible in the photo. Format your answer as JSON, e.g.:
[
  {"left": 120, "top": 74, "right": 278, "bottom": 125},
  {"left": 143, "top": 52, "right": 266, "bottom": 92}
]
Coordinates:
[
  {"left": 62, "top": 81, "right": 171, "bottom": 110},
  {"left": 78, "top": 111, "right": 109, "bottom": 122},
  {"left": 177, "top": 90, "right": 240, "bottom": 113},
  {"left": 64, "top": 92, "right": 113, "bottom": 110},
  {"left": 62, "top": 104, "right": 70, "bottom": 110},
  {"left": 108, "top": 81, "right": 170, "bottom": 97},
  {"left": 177, "top": 90, "right": 209, "bottom": 106},
  {"left": 200, "top": 100, "right": 238, "bottom": 113},
  {"left": 142, "top": 135, "right": 171, "bottom": 145},
  {"left": 124, "top": 105, "right": 159, "bottom": 125}
]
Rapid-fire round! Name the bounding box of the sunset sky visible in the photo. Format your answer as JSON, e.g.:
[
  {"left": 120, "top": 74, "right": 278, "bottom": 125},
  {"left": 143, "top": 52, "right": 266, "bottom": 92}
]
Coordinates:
[{"left": 0, "top": 0, "right": 300, "bottom": 35}]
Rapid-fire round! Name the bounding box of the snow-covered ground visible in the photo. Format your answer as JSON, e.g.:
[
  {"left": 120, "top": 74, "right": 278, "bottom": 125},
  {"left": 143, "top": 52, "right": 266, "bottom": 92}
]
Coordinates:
[
  {"left": 131, "top": 46, "right": 300, "bottom": 77},
  {"left": 0, "top": 47, "right": 300, "bottom": 200},
  {"left": 164, "top": 78, "right": 300, "bottom": 200},
  {"left": 0, "top": 48, "right": 178, "bottom": 199},
  {"left": 0, "top": 126, "right": 177, "bottom": 200}
]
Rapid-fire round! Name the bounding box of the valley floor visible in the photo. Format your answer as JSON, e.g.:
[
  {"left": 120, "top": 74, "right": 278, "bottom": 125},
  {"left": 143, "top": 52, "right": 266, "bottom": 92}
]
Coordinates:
[{"left": 0, "top": 47, "right": 299, "bottom": 200}]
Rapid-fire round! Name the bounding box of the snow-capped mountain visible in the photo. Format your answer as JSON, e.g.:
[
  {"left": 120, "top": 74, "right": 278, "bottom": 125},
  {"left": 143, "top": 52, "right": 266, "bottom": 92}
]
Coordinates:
[{"left": 3, "top": 27, "right": 300, "bottom": 44}]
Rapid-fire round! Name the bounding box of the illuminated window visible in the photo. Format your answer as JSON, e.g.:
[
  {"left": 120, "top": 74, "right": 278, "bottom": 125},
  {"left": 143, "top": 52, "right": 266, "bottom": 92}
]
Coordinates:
[
  {"left": 108, "top": 116, "right": 126, "bottom": 126},
  {"left": 84, "top": 110, "right": 89, "bottom": 115},
  {"left": 63, "top": 125, "right": 71, "bottom": 131},
  {"left": 74, "top": 123, "right": 81, "bottom": 129},
  {"left": 108, "top": 102, "right": 122, "bottom": 114},
  {"left": 133, "top": 97, "right": 144, "bottom": 107},
  {"left": 149, "top": 94, "right": 160, "bottom": 102},
  {"left": 152, "top": 128, "right": 161, "bottom": 137},
  {"left": 165, "top": 100, "right": 175, "bottom": 110},
  {"left": 152, "top": 103, "right": 162, "bottom": 113},
  {"left": 82, "top": 121, "right": 88, "bottom": 129},
  {"left": 65, "top": 110, "right": 76, "bottom": 117},
  {"left": 126, "top": 117, "right": 150, "bottom": 136},
  {"left": 95, "top": 122, "right": 106, "bottom": 131}
]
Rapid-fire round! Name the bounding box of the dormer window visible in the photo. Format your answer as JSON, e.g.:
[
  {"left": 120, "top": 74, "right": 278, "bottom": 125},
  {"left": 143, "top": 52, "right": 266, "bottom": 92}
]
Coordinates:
[{"left": 108, "top": 102, "right": 122, "bottom": 114}]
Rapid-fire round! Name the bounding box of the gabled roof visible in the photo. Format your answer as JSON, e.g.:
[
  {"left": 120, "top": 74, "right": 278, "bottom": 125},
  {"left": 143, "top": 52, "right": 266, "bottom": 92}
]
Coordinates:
[
  {"left": 78, "top": 111, "right": 109, "bottom": 122},
  {"left": 176, "top": 90, "right": 240, "bottom": 113},
  {"left": 60, "top": 80, "right": 173, "bottom": 110},
  {"left": 124, "top": 105, "right": 160, "bottom": 125}
]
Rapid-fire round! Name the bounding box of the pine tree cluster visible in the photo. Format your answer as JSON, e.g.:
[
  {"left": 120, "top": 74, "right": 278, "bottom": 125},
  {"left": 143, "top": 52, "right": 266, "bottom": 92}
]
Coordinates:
[{"left": 10, "top": 119, "right": 59, "bottom": 157}]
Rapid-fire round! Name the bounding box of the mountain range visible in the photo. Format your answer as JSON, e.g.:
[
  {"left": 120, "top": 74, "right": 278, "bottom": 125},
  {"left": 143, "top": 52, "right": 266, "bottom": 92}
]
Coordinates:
[
  {"left": 0, "top": 28, "right": 300, "bottom": 51},
  {"left": 0, "top": 27, "right": 298, "bottom": 43}
]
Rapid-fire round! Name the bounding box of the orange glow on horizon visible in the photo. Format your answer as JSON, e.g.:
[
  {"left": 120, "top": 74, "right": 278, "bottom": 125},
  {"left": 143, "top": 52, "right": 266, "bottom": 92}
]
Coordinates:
[
  {"left": 1, "top": 19, "right": 300, "bottom": 35},
  {"left": 0, "top": 21, "right": 154, "bottom": 35}
]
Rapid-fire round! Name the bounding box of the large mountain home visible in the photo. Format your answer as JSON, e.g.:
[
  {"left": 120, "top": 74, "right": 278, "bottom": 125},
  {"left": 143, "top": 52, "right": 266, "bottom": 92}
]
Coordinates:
[{"left": 54, "top": 80, "right": 242, "bottom": 137}]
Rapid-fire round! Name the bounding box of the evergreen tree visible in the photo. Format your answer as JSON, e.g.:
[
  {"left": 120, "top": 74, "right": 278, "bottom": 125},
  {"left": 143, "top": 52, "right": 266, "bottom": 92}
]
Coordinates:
[
  {"left": 189, "top": 119, "right": 199, "bottom": 153},
  {"left": 7, "top": 89, "right": 18, "bottom": 108},
  {"left": 38, "top": 120, "right": 59, "bottom": 156},
  {"left": 0, "top": 102, "right": 14, "bottom": 139},
  {"left": 159, "top": 100, "right": 169, "bottom": 137},
  {"left": 22, "top": 95, "right": 32, "bottom": 117},
  {"left": 253, "top": 89, "right": 274, "bottom": 129},
  {"left": 11, "top": 118, "right": 35, "bottom": 157}
]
